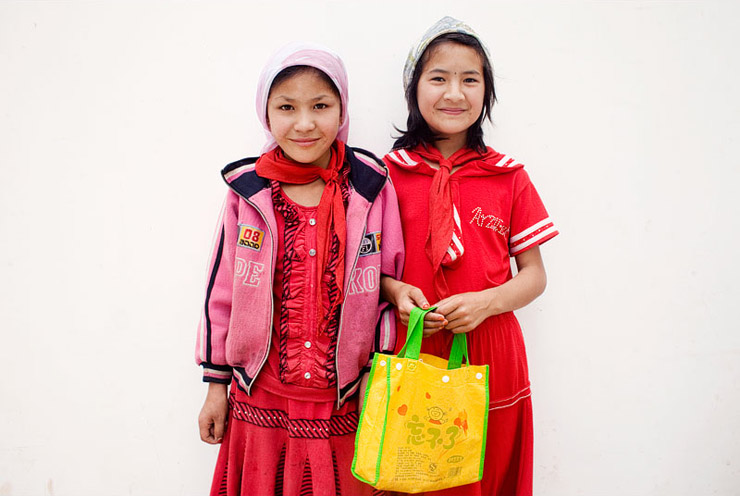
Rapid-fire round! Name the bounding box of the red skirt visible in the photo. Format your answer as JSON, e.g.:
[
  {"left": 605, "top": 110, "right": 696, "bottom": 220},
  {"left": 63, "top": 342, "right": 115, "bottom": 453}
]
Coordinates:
[
  {"left": 209, "top": 381, "right": 384, "bottom": 496},
  {"left": 391, "top": 312, "right": 534, "bottom": 496},
  {"left": 388, "top": 396, "right": 533, "bottom": 496}
]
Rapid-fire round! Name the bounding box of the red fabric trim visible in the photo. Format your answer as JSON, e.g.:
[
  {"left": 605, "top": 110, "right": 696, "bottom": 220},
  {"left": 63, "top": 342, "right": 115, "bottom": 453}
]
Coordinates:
[{"left": 229, "top": 394, "right": 359, "bottom": 439}]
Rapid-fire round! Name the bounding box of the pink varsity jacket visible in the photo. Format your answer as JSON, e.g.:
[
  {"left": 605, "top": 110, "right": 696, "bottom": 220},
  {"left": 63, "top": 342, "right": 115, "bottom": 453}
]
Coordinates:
[{"left": 196, "top": 147, "right": 404, "bottom": 406}]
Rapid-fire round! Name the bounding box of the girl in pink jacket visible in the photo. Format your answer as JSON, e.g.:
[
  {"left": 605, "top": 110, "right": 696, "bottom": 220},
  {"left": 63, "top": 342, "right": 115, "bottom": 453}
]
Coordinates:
[{"left": 196, "top": 42, "right": 404, "bottom": 496}]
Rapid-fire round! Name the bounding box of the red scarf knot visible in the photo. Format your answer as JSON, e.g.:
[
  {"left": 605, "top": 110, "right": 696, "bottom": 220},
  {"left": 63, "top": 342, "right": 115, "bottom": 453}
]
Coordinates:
[
  {"left": 412, "top": 145, "right": 486, "bottom": 299},
  {"left": 256, "top": 141, "right": 348, "bottom": 334}
]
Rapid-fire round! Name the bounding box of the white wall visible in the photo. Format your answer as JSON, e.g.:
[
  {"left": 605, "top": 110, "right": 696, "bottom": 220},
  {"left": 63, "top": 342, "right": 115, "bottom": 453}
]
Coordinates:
[{"left": 1, "top": 1, "right": 738, "bottom": 495}]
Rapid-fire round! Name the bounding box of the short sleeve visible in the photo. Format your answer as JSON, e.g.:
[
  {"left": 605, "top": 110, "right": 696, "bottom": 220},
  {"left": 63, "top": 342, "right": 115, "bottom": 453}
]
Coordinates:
[{"left": 508, "top": 170, "right": 559, "bottom": 256}]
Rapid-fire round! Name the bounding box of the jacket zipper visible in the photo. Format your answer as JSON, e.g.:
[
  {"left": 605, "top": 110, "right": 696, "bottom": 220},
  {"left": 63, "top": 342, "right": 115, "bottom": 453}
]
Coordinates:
[
  {"left": 334, "top": 178, "right": 386, "bottom": 407},
  {"left": 334, "top": 224, "right": 365, "bottom": 407}
]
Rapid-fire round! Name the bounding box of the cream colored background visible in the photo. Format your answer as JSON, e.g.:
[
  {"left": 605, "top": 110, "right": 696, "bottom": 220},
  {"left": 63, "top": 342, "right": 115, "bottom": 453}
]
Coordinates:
[{"left": 1, "top": 1, "right": 738, "bottom": 495}]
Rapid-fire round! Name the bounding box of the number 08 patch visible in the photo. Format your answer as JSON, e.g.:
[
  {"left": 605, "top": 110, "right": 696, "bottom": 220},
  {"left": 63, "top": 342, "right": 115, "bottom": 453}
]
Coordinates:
[{"left": 237, "top": 224, "right": 265, "bottom": 251}]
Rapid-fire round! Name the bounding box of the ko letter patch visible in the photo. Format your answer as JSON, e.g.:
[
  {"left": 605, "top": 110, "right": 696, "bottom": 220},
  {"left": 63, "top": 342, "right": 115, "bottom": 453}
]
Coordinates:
[
  {"left": 359, "top": 232, "right": 381, "bottom": 257},
  {"left": 237, "top": 224, "right": 265, "bottom": 251}
]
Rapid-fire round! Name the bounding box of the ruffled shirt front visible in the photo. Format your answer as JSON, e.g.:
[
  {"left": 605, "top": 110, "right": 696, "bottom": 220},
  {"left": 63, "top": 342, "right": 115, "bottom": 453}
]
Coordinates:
[{"left": 261, "top": 170, "right": 350, "bottom": 395}]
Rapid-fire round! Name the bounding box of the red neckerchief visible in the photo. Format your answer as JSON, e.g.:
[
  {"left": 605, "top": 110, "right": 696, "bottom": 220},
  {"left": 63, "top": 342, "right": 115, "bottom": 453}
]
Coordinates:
[
  {"left": 412, "top": 145, "right": 487, "bottom": 298},
  {"left": 256, "top": 141, "right": 347, "bottom": 333},
  {"left": 392, "top": 143, "right": 525, "bottom": 299}
]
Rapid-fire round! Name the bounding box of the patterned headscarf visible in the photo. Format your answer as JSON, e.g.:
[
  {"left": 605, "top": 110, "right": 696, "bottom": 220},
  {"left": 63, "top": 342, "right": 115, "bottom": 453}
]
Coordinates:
[
  {"left": 402, "top": 16, "right": 491, "bottom": 92},
  {"left": 255, "top": 42, "right": 350, "bottom": 154}
]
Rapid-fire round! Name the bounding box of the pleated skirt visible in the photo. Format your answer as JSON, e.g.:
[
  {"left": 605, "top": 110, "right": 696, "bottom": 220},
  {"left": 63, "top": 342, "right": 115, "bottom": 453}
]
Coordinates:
[{"left": 209, "top": 381, "right": 384, "bottom": 496}]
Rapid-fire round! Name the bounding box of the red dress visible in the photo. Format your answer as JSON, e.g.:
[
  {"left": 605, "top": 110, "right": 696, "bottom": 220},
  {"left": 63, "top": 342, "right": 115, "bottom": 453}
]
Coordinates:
[
  {"left": 385, "top": 147, "right": 558, "bottom": 496},
  {"left": 209, "top": 179, "right": 382, "bottom": 496}
]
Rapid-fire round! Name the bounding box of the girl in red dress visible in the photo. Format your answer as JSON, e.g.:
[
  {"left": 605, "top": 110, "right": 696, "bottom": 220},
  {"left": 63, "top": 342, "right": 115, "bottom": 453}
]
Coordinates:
[
  {"left": 380, "top": 17, "right": 559, "bottom": 496},
  {"left": 196, "top": 43, "right": 403, "bottom": 496}
]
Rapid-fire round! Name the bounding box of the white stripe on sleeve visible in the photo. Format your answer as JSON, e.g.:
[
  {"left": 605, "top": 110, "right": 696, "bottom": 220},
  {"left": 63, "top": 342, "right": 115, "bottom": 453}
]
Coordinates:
[
  {"left": 510, "top": 225, "right": 558, "bottom": 254},
  {"left": 510, "top": 217, "right": 553, "bottom": 244}
]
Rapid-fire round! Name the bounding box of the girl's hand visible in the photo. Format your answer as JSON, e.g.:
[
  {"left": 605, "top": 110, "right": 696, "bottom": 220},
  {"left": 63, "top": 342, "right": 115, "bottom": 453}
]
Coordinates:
[
  {"left": 433, "top": 290, "right": 495, "bottom": 334},
  {"left": 380, "top": 276, "right": 447, "bottom": 334},
  {"left": 433, "top": 246, "right": 548, "bottom": 335},
  {"left": 198, "top": 383, "right": 229, "bottom": 444}
]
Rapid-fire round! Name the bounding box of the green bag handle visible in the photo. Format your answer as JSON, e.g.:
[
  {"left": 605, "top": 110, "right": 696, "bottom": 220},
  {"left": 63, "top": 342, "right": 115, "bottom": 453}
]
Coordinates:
[
  {"left": 447, "top": 331, "right": 469, "bottom": 370},
  {"left": 397, "top": 306, "right": 469, "bottom": 370}
]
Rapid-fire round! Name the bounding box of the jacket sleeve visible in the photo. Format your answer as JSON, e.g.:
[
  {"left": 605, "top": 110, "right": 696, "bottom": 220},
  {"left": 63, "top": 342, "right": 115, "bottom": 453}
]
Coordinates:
[
  {"left": 375, "top": 175, "right": 405, "bottom": 354},
  {"left": 195, "top": 191, "right": 240, "bottom": 383}
]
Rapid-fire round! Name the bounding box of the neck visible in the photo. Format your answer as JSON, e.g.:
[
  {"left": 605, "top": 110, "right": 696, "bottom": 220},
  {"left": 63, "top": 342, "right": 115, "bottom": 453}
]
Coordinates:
[{"left": 433, "top": 134, "right": 466, "bottom": 158}]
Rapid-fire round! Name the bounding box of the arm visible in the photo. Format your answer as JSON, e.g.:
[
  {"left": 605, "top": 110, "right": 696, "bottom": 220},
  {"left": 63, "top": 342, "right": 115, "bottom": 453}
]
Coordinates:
[
  {"left": 196, "top": 193, "right": 239, "bottom": 383},
  {"left": 198, "top": 383, "right": 229, "bottom": 444},
  {"left": 195, "top": 194, "right": 239, "bottom": 442},
  {"left": 432, "top": 245, "right": 547, "bottom": 335}
]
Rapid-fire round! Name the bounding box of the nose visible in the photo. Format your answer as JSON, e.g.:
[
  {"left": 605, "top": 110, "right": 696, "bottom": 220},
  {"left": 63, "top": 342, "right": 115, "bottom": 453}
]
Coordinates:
[
  {"left": 444, "top": 81, "right": 464, "bottom": 102},
  {"left": 294, "top": 109, "right": 316, "bottom": 133}
]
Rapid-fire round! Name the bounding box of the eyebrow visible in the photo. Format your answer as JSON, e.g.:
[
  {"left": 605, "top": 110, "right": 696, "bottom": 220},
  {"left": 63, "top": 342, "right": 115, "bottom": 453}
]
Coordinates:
[
  {"left": 426, "top": 68, "right": 481, "bottom": 76},
  {"left": 270, "top": 94, "right": 334, "bottom": 102}
]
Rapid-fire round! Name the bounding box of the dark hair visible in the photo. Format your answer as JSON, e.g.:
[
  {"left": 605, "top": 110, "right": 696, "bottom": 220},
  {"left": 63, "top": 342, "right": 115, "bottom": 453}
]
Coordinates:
[
  {"left": 393, "top": 33, "right": 496, "bottom": 153},
  {"left": 268, "top": 65, "right": 340, "bottom": 100}
]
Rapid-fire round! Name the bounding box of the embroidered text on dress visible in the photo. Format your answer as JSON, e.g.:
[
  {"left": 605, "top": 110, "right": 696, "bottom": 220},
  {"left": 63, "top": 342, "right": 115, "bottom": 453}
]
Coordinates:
[{"left": 470, "top": 207, "right": 509, "bottom": 237}]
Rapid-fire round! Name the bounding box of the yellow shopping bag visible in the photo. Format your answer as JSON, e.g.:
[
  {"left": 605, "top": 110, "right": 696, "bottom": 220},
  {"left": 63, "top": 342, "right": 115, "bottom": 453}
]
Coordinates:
[{"left": 352, "top": 307, "right": 490, "bottom": 493}]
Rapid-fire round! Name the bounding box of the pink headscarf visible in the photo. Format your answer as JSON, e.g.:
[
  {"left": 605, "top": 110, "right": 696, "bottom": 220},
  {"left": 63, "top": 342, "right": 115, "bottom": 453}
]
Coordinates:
[{"left": 255, "top": 42, "right": 350, "bottom": 154}]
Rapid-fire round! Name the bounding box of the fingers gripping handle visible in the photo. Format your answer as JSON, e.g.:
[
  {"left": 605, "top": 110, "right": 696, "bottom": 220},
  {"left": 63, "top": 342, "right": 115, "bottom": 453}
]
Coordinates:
[
  {"left": 397, "top": 307, "right": 469, "bottom": 370},
  {"left": 397, "top": 306, "right": 434, "bottom": 360}
]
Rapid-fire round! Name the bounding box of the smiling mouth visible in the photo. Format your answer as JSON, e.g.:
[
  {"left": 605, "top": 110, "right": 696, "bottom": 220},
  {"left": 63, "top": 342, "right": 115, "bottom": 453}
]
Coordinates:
[
  {"left": 439, "top": 108, "right": 466, "bottom": 115},
  {"left": 291, "top": 138, "right": 320, "bottom": 147}
]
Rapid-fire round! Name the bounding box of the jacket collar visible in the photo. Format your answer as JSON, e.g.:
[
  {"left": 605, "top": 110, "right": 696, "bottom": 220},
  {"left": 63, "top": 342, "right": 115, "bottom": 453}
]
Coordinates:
[{"left": 222, "top": 145, "right": 387, "bottom": 203}]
